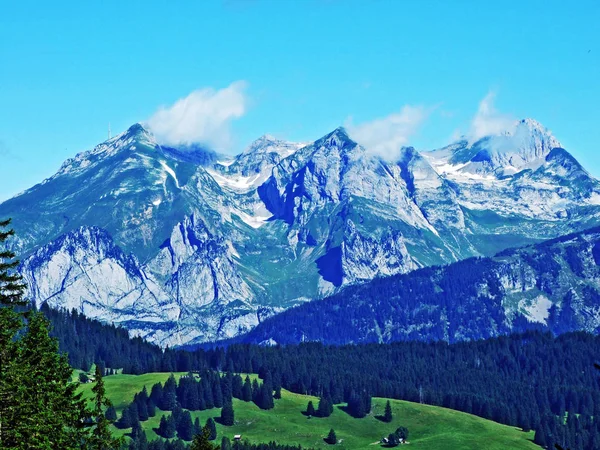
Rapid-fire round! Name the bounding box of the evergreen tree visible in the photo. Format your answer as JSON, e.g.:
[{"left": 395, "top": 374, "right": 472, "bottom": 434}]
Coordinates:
[
  {"left": 242, "top": 376, "right": 253, "bottom": 402},
  {"left": 274, "top": 386, "right": 282, "bottom": 399},
  {"left": 176, "top": 410, "right": 194, "bottom": 441},
  {"left": 90, "top": 364, "right": 123, "bottom": 449},
  {"left": 162, "top": 375, "right": 178, "bottom": 411},
  {"left": 383, "top": 400, "right": 393, "bottom": 423},
  {"left": 150, "top": 383, "right": 164, "bottom": 408},
  {"left": 221, "top": 436, "right": 232, "bottom": 450},
  {"left": 0, "top": 219, "right": 25, "bottom": 306},
  {"left": 251, "top": 379, "right": 260, "bottom": 403},
  {"left": 105, "top": 405, "right": 118, "bottom": 422},
  {"left": 190, "top": 426, "right": 218, "bottom": 450},
  {"left": 256, "top": 380, "right": 274, "bottom": 410},
  {"left": 306, "top": 401, "right": 316, "bottom": 416},
  {"left": 157, "top": 414, "right": 176, "bottom": 439},
  {"left": 317, "top": 397, "right": 333, "bottom": 418},
  {"left": 232, "top": 374, "right": 243, "bottom": 399},
  {"left": 205, "top": 417, "right": 217, "bottom": 440},
  {"left": 117, "top": 407, "right": 133, "bottom": 429},
  {"left": 220, "top": 400, "right": 235, "bottom": 426},
  {"left": 129, "top": 421, "right": 148, "bottom": 450},
  {"left": 193, "top": 417, "right": 202, "bottom": 436},
  {"left": 326, "top": 428, "right": 337, "bottom": 444},
  {"left": 2, "top": 310, "right": 92, "bottom": 448},
  {"left": 147, "top": 399, "right": 156, "bottom": 418}
]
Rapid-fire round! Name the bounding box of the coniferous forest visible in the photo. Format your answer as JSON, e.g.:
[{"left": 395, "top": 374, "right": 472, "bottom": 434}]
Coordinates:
[{"left": 44, "top": 304, "right": 600, "bottom": 449}]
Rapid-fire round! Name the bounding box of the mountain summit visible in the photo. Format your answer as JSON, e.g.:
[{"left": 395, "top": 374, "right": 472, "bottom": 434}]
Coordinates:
[{"left": 1, "top": 120, "right": 599, "bottom": 346}]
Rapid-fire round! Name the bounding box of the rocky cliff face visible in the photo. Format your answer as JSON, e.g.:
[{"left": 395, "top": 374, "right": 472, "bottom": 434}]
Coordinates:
[{"left": 3, "top": 119, "right": 600, "bottom": 346}]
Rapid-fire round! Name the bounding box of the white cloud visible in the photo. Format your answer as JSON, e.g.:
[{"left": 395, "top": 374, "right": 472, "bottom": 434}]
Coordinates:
[
  {"left": 468, "top": 91, "right": 516, "bottom": 142},
  {"left": 345, "top": 105, "right": 428, "bottom": 160},
  {"left": 146, "top": 81, "right": 248, "bottom": 150}
]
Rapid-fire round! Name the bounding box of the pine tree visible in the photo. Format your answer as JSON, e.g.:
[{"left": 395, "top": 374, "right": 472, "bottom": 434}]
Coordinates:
[
  {"left": 242, "top": 376, "right": 252, "bottom": 402},
  {"left": 306, "top": 400, "right": 316, "bottom": 416},
  {"left": 190, "top": 426, "right": 218, "bottom": 450},
  {"left": 129, "top": 421, "right": 148, "bottom": 450},
  {"left": 220, "top": 401, "right": 235, "bottom": 426},
  {"left": 383, "top": 400, "right": 393, "bottom": 423},
  {"left": 176, "top": 410, "right": 194, "bottom": 441},
  {"left": 221, "top": 436, "right": 232, "bottom": 450},
  {"left": 117, "top": 407, "right": 133, "bottom": 429},
  {"left": 105, "top": 404, "right": 117, "bottom": 422},
  {"left": 157, "top": 414, "right": 176, "bottom": 439},
  {"left": 5, "top": 311, "right": 92, "bottom": 448},
  {"left": 326, "top": 428, "right": 337, "bottom": 444},
  {"left": 90, "top": 364, "right": 123, "bottom": 449},
  {"left": 162, "top": 375, "right": 178, "bottom": 411},
  {"left": 317, "top": 397, "right": 333, "bottom": 418},
  {"left": 0, "top": 218, "right": 26, "bottom": 448},
  {"left": 0, "top": 219, "right": 25, "bottom": 307},
  {"left": 205, "top": 417, "right": 217, "bottom": 440},
  {"left": 193, "top": 417, "right": 202, "bottom": 436}
]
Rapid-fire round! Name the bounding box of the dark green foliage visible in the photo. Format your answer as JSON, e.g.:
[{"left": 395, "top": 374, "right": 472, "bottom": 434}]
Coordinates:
[
  {"left": 176, "top": 410, "right": 194, "bottom": 441},
  {"left": 150, "top": 383, "right": 164, "bottom": 408},
  {"left": 387, "top": 426, "right": 408, "bottom": 446},
  {"left": 220, "top": 401, "right": 235, "bottom": 426},
  {"left": 221, "top": 436, "right": 232, "bottom": 450},
  {"left": 306, "top": 401, "right": 316, "bottom": 416},
  {"left": 383, "top": 400, "right": 393, "bottom": 423},
  {"left": 326, "top": 429, "right": 337, "bottom": 444},
  {"left": 254, "top": 375, "right": 274, "bottom": 410},
  {"left": 396, "top": 426, "right": 408, "bottom": 440},
  {"left": 190, "top": 426, "right": 218, "bottom": 450},
  {"left": 0, "top": 311, "right": 92, "bottom": 449},
  {"left": 105, "top": 404, "right": 117, "bottom": 422},
  {"left": 80, "top": 372, "right": 90, "bottom": 383},
  {"left": 90, "top": 365, "right": 123, "bottom": 449},
  {"left": 157, "top": 414, "right": 176, "bottom": 439},
  {"left": 347, "top": 391, "right": 371, "bottom": 418},
  {"left": 317, "top": 397, "right": 333, "bottom": 418},
  {"left": 161, "top": 374, "right": 178, "bottom": 411},
  {"left": 242, "top": 376, "right": 253, "bottom": 401},
  {"left": 0, "top": 218, "right": 26, "bottom": 307},
  {"left": 42, "top": 304, "right": 174, "bottom": 374},
  {"left": 205, "top": 417, "right": 217, "bottom": 440},
  {"left": 130, "top": 421, "right": 148, "bottom": 450}
]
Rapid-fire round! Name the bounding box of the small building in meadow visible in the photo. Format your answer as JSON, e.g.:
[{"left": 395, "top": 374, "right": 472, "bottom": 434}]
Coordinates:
[{"left": 234, "top": 435, "right": 242, "bottom": 441}]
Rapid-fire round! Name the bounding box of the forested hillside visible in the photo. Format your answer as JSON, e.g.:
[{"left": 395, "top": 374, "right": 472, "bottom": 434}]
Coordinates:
[
  {"left": 44, "top": 305, "right": 599, "bottom": 450},
  {"left": 233, "top": 226, "right": 600, "bottom": 345}
]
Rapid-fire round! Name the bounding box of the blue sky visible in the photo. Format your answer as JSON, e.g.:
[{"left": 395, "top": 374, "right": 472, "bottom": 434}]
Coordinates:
[{"left": 0, "top": 0, "right": 599, "bottom": 200}]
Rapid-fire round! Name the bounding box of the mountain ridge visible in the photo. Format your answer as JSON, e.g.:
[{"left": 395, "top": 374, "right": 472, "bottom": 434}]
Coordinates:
[{"left": 3, "top": 118, "right": 600, "bottom": 346}]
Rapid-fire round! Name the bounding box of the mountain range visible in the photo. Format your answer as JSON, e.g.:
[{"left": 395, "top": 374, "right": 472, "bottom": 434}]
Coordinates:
[{"left": 2, "top": 118, "right": 600, "bottom": 346}]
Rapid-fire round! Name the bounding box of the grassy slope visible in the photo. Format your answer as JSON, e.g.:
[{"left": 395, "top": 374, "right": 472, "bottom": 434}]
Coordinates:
[{"left": 79, "top": 373, "right": 539, "bottom": 450}]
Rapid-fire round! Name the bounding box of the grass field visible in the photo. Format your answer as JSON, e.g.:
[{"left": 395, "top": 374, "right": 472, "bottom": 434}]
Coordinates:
[{"left": 79, "top": 373, "right": 539, "bottom": 450}]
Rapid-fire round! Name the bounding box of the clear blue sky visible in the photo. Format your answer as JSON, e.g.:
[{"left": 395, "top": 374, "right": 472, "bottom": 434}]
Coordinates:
[{"left": 1, "top": 0, "right": 599, "bottom": 200}]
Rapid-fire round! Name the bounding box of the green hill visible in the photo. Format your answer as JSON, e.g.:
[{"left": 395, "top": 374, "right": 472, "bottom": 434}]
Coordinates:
[{"left": 79, "top": 373, "right": 539, "bottom": 450}]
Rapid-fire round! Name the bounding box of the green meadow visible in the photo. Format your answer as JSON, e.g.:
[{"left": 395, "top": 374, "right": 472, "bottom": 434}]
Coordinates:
[{"left": 79, "top": 372, "right": 539, "bottom": 450}]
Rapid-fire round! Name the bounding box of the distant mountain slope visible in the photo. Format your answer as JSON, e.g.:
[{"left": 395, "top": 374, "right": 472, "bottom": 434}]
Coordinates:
[
  {"left": 2, "top": 119, "right": 600, "bottom": 345},
  {"left": 234, "top": 226, "right": 600, "bottom": 345}
]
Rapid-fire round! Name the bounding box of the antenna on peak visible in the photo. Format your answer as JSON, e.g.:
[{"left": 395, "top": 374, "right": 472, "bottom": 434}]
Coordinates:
[{"left": 108, "top": 122, "right": 111, "bottom": 140}]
